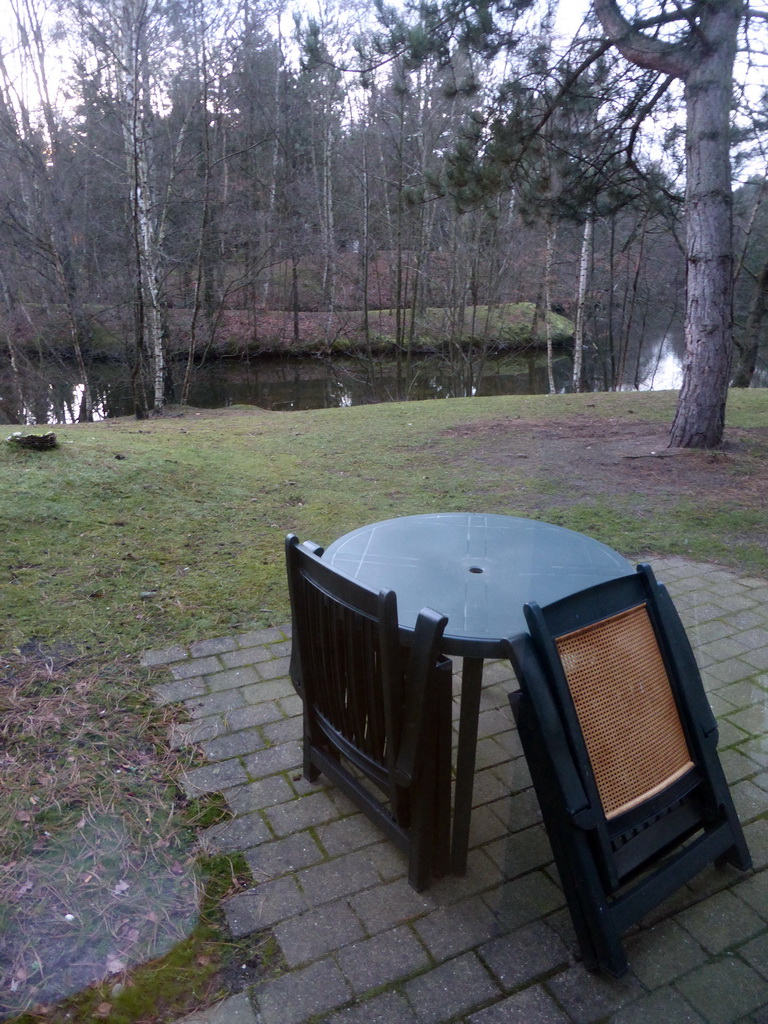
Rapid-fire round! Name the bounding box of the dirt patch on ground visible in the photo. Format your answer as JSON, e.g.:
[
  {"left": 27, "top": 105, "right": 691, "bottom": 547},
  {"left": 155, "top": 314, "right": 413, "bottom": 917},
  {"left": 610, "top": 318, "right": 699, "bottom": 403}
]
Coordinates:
[{"left": 442, "top": 416, "right": 768, "bottom": 508}]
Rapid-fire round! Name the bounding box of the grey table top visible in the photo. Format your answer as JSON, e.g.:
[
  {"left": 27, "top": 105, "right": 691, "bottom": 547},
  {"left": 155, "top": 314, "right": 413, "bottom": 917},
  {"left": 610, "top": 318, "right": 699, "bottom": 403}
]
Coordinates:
[{"left": 324, "top": 512, "right": 634, "bottom": 658}]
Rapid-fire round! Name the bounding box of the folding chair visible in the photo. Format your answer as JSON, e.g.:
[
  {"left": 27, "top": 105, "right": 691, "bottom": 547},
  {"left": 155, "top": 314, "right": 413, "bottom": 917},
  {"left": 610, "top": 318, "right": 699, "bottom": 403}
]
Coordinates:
[
  {"left": 285, "top": 533, "right": 453, "bottom": 891},
  {"left": 505, "top": 563, "right": 751, "bottom": 977}
]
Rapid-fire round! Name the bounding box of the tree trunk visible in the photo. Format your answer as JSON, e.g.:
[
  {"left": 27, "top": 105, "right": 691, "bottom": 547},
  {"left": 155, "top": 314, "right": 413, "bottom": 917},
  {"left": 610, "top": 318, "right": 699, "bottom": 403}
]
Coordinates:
[
  {"left": 544, "top": 216, "right": 557, "bottom": 394},
  {"left": 573, "top": 215, "right": 593, "bottom": 392},
  {"left": 594, "top": 0, "right": 743, "bottom": 448},
  {"left": 668, "top": 14, "right": 740, "bottom": 446}
]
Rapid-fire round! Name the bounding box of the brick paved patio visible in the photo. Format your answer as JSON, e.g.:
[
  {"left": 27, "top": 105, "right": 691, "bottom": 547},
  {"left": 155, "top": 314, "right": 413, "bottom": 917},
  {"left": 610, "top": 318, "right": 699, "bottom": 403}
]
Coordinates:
[{"left": 142, "top": 557, "right": 768, "bottom": 1024}]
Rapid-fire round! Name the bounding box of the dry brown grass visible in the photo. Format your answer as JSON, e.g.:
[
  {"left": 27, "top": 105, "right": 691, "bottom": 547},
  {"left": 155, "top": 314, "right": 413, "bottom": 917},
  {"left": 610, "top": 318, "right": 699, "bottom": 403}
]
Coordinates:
[{"left": 0, "top": 645, "right": 204, "bottom": 1019}]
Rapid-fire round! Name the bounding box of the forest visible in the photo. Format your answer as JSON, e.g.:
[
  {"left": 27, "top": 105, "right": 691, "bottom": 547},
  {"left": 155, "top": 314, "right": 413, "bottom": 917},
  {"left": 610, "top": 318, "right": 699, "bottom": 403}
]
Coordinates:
[{"left": 0, "top": 0, "right": 766, "bottom": 432}]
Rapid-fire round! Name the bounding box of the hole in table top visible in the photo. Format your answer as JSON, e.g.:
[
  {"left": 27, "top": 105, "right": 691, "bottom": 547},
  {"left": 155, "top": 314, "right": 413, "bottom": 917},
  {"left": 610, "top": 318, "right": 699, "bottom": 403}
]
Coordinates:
[{"left": 468, "top": 566, "right": 484, "bottom": 574}]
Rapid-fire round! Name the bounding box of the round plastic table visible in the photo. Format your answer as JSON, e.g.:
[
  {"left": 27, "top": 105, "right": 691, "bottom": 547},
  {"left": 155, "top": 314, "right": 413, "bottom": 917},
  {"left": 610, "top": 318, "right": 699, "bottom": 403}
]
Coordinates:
[{"left": 324, "top": 512, "right": 633, "bottom": 872}]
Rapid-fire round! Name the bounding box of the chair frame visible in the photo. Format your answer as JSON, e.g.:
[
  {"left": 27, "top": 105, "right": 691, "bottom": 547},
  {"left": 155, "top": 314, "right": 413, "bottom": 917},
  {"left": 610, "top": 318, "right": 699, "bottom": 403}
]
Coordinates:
[
  {"left": 285, "top": 533, "right": 452, "bottom": 891},
  {"left": 506, "top": 563, "right": 751, "bottom": 977}
]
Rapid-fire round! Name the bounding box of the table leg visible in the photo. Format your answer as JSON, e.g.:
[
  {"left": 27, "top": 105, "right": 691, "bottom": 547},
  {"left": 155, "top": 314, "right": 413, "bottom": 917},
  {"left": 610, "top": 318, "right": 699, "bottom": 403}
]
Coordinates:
[{"left": 451, "top": 655, "right": 484, "bottom": 875}]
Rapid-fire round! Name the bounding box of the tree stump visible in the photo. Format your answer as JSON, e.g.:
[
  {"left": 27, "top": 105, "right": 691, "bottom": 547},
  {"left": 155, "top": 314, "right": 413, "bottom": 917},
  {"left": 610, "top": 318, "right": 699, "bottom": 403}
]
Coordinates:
[{"left": 6, "top": 432, "right": 58, "bottom": 450}]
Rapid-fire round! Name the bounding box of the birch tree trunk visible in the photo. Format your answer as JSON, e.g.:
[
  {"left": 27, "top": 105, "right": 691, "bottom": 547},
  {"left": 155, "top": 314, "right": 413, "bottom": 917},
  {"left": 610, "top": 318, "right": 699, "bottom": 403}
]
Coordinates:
[
  {"left": 544, "top": 217, "right": 557, "bottom": 394},
  {"left": 572, "top": 215, "right": 593, "bottom": 392}
]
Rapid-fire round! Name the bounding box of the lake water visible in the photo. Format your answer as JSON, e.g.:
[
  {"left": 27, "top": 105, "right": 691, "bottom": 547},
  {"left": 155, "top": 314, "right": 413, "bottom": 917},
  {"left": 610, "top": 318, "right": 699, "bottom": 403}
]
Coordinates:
[{"left": 2, "top": 344, "right": 685, "bottom": 426}]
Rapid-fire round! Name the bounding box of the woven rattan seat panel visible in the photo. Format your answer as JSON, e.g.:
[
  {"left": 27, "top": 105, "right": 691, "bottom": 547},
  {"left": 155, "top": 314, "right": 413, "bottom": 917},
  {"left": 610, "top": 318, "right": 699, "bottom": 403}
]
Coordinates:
[{"left": 555, "top": 604, "right": 694, "bottom": 819}]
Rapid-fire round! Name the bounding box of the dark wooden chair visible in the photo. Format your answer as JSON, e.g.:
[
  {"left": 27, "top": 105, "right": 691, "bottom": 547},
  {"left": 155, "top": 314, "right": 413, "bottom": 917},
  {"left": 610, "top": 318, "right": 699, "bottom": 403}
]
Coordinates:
[
  {"left": 285, "top": 533, "right": 453, "bottom": 891},
  {"left": 505, "top": 563, "right": 751, "bottom": 977}
]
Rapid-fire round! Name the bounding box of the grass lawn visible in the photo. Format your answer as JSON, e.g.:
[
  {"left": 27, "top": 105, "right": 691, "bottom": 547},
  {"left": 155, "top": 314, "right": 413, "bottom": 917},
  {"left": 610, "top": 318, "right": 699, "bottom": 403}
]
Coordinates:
[{"left": 2, "top": 388, "right": 767, "bottom": 1021}]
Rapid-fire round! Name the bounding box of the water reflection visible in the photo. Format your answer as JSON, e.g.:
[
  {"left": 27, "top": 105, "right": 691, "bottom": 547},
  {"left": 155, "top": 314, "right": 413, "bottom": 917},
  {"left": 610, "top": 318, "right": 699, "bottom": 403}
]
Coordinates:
[{"left": 2, "top": 337, "right": 752, "bottom": 427}]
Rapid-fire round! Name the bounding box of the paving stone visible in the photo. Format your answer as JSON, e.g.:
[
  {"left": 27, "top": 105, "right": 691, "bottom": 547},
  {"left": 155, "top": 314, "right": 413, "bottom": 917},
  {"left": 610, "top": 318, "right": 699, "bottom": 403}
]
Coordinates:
[
  {"left": 478, "top": 921, "right": 572, "bottom": 990},
  {"left": 298, "top": 850, "right": 382, "bottom": 907},
  {"left": 189, "top": 636, "right": 238, "bottom": 658},
  {"left": 176, "top": 990, "right": 259, "bottom": 1024},
  {"left": 359, "top": 836, "right": 410, "bottom": 886},
  {"left": 720, "top": 748, "right": 764, "bottom": 784},
  {"left": 152, "top": 676, "right": 208, "bottom": 705},
  {"left": 740, "top": 931, "right": 768, "bottom": 981},
  {"left": 349, "top": 878, "right": 435, "bottom": 933},
  {"left": 202, "top": 728, "right": 267, "bottom": 761},
  {"left": 140, "top": 643, "right": 188, "bottom": 667},
  {"left": 485, "top": 824, "right": 553, "bottom": 878},
  {"left": 743, "top": 647, "right": 768, "bottom": 672},
  {"left": 186, "top": 688, "right": 248, "bottom": 719},
  {"left": 181, "top": 758, "right": 250, "bottom": 795},
  {"left": 623, "top": 919, "right": 708, "bottom": 988},
  {"left": 607, "top": 987, "right": 706, "bottom": 1024},
  {"left": 256, "top": 655, "right": 292, "bottom": 682},
  {"left": 544, "top": 964, "right": 644, "bottom": 1024},
  {"left": 501, "top": 788, "right": 543, "bottom": 832},
  {"left": 413, "top": 898, "right": 501, "bottom": 961},
  {"left": 170, "top": 715, "right": 226, "bottom": 747},
  {"left": 486, "top": 870, "right": 565, "bottom": 931},
  {"left": 468, "top": 984, "right": 569, "bottom": 1023},
  {"left": 420, "top": 850, "right": 502, "bottom": 905},
  {"left": 204, "top": 666, "right": 261, "bottom": 692},
  {"left": 223, "top": 876, "right": 309, "bottom": 936},
  {"left": 717, "top": 681, "right": 768, "bottom": 708},
  {"left": 473, "top": 767, "right": 514, "bottom": 806},
  {"left": 741, "top": 819, "right": 768, "bottom": 868},
  {"left": 729, "top": 705, "right": 768, "bottom": 737},
  {"left": 199, "top": 812, "right": 271, "bottom": 854},
  {"left": 676, "top": 890, "right": 765, "bottom": 954},
  {"left": 241, "top": 679, "right": 299, "bottom": 704},
  {"left": 733, "top": 868, "right": 768, "bottom": 920},
  {"left": 466, "top": 805, "right": 511, "bottom": 849},
  {"left": 222, "top": 645, "right": 277, "bottom": 668},
  {"left": 261, "top": 716, "right": 302, "bottom": 745},
  {"left": 255, "top": 958, "right": 351, "bottom": 1024},
  {"left": 404, "top": 951, "right": 500, "bottom": 1022},
  {"left": 321, "top": 991, "right": 418, "bottom": 1024},
  {"left": 316, "top": 813, "right": 386, "bottom": 856},
  {"left": 264, "top": 791, "right": 340, "bottom": 837},
  {"left": 224, "top": 701, "right": 287, "bottom": 732},
  {"left": 732, "top": 779, "right": 768, "bottom": 821},
  {"left": 675, "top": 955, "right": 768, "bottom": 1024},
  {"left": 277, "top": 693, "right": 303, "bottom": 717},
  {"left": 274, "top": 899, "right": 366, "bottom": 966},
  {"left": 235, "top": 626, "right": 289, "bottom": 648},
  {"left": 242, "top": 741, "right": 302, "bottom": 779},
  {"left": 336, "top": 925, "right": 430, "bottom": 994},
  {"left": 225, "top": 775, "right": 296, "bottom": 814},
  {"left": 244, "top": 831, "right": 325, "bottom": 879},
  {"left": 172, "top": 655, "right": 223, "bottom": 679}
]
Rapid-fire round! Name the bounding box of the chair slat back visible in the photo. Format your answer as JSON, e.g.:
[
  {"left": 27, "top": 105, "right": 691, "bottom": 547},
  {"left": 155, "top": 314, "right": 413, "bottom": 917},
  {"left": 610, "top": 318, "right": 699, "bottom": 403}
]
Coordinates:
[
  {"left": 555, "top": 603, "right": 693, "bottom": 819},
  {"left": 301, "top": 571, "right": 397, "bottom": 777},
  {"left": 286, "top": 535, "right": 410, "bottom": 787}
]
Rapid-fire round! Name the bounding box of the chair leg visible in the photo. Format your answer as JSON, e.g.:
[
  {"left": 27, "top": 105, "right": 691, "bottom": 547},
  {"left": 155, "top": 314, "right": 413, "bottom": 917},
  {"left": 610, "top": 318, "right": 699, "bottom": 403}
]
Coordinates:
[
  {"left": 432, "top": 673, "right": 452, "bottom": 879},
  {"left": 510, "top": 690, "right": 629, "bottom": 977},
  {"left": 303, "top": 715, "right": 320, "bottom": 782}
]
